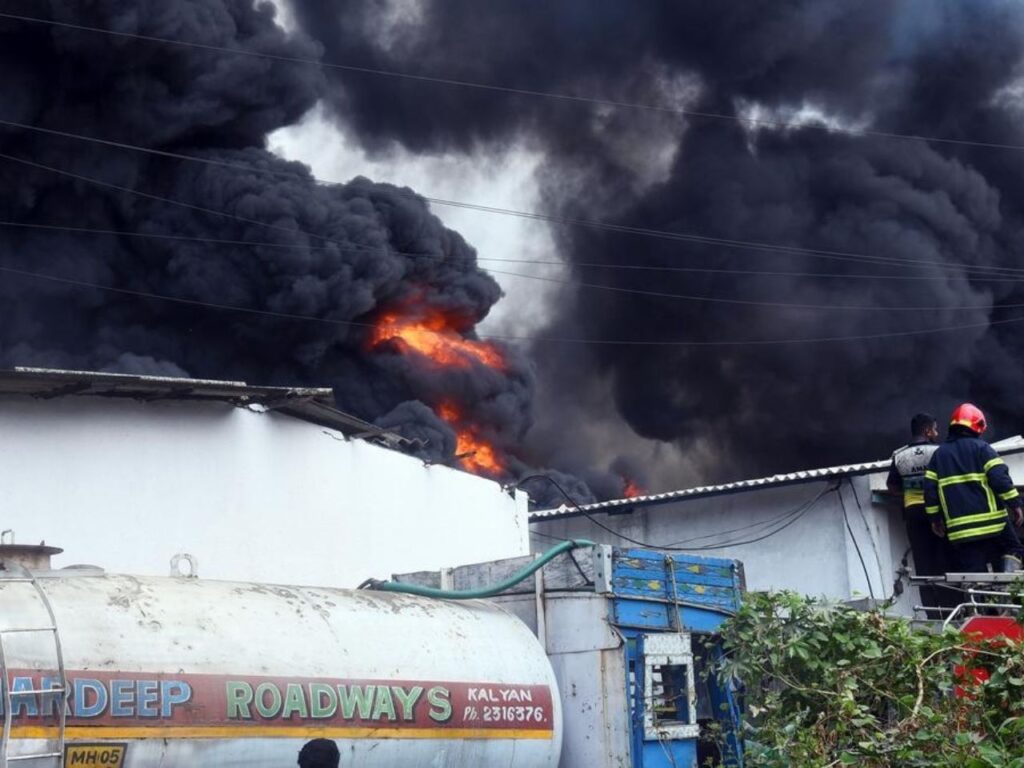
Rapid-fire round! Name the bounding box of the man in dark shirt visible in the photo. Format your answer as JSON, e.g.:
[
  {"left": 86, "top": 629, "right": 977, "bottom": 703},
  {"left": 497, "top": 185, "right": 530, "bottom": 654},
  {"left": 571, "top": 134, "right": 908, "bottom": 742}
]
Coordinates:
[
  {"left": 887, "top": 413, "right": 951, "bottom": 613},
  {"left": 298, "top": 739, "right": 340, "bottom": 768}
]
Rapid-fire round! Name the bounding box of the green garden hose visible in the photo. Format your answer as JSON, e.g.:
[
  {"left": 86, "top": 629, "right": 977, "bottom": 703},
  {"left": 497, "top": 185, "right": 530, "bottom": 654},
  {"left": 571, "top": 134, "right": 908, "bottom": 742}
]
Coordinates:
[{"left": 367, "top": 539, "right": 597, "bottom": 600}]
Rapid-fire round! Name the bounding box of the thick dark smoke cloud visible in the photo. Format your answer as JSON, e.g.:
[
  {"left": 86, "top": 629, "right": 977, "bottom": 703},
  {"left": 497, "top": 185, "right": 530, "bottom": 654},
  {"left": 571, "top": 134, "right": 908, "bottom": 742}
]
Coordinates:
[
  {"left": 7, "top": 1, "right": 1024, "bottom": 508},
  {"left": 292, "top": 0, "right": 1024, "bottom": 492},
  {"left": 0, "top": 0, "right": 532, "bottom": 471}
]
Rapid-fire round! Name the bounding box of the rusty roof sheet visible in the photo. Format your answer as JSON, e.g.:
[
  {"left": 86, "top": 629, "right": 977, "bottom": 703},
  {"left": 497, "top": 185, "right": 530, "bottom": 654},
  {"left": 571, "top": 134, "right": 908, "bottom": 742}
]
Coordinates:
[{"left": 0, "top": 367, "right": 409, "bottom": 446}]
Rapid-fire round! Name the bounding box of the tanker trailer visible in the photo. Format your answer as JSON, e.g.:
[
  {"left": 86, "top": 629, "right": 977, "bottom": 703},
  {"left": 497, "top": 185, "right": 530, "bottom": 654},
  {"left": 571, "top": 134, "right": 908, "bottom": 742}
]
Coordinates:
[{"left": 0, "top": 551, "right": 562, "bottom": 767}]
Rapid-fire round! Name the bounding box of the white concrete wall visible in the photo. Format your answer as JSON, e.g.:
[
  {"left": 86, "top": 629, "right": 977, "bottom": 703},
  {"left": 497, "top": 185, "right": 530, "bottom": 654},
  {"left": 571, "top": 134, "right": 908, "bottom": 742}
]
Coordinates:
[
  {"left": 532, "top": 476, "right": 917, "bottom": 614},
  {"left": 0, "top": 395, "right": 529, "bottom": 587}
]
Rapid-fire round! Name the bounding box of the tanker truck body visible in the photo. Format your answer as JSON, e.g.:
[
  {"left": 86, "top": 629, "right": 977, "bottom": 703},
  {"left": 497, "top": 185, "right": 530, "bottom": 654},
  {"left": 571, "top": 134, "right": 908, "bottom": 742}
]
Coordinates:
[
  {"left": 0, "top": 565, "right": 562, "bottom": 767},
  {"left": 395, "top": 546, "right": 746, "bottom": 768}
]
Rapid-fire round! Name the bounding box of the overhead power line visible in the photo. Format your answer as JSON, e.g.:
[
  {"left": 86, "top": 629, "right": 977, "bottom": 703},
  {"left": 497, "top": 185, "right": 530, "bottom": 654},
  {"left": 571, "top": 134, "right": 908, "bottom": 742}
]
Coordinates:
[
  {"left": 3, "top": 261, "right": 1023, "bottom": 348},
  {"left": 1, "top": 150, "right": 1020, "bottom": 313},
  {"left": 3, "top": 219, "right": 1024, "bottom": 284},
  {"left": 3, "top": 11, "right": 1024, "bottom": 152},
  {"left": 6, "top": 220, "right": 1024, "bottom": 285},
  {"left": 4, "top": 118, "right": 1024, "bottom": 280}
]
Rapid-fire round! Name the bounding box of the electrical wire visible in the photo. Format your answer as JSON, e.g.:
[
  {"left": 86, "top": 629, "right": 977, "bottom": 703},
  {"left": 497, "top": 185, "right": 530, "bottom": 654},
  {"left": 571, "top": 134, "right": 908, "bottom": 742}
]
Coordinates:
[
  {"left": 4, "top": 12, "right": 1024, "bottom": 153},
  {"left": 520, "top": 474, "right": 836, "bottom": 550},
  {"left": 848, "top": 478, "right": 888, "bottom": 596},
  {"left": 486, "top": 266, "right": 1024, "bottom": 313},
  {"left": 4, "top": 261, "right": 1024, "bottom": 348},
  {"left": 838, "top": 481, "right": 878, "bottom": 601},
  {"left": 2, "top": 150, "right": 1023, "bottom": 315},
  {"left": 5, "top": 118, "right": 1024, "bottom": 279},
  {"left": 662, "top": 492, "right": 824, "bottom": 547},
  {"left": 5, "top": 219, "right": 1024, "bottom": 285}
]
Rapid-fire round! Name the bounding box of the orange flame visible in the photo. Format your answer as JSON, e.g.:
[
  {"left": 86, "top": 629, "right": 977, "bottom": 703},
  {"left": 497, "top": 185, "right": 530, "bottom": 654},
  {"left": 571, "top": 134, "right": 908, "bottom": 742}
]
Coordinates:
[
  {"left": 371, "top": 311, "right": 505, "bottom": 370},
  {"left": 437, "top": 401, "right": 505, "bottom": 476},
  {"left": 623, "top": 478, "right": 644, "bottom": 498}
]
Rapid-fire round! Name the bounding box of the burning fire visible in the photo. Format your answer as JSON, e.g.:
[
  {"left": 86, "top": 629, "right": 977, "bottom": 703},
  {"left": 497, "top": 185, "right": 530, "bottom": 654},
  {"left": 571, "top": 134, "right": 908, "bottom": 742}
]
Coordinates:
[
  {"left": 437, "top": 401, "right": 505, "bottom": 476},
  {"left": 623, "top": 478, "right": 644, "bottom": 498},
  {"left": 370, "top": 307, "right": 507, "bottom": 477},
  {"left": 371, "top": 310, "right": 505, "bottom": 370}
]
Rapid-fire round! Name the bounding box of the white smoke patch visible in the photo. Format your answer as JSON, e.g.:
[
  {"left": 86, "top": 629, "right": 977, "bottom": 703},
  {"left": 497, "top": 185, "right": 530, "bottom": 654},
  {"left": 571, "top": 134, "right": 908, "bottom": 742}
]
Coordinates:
[
  {"left": 269, "top": 104, "right": 564, "bottom": 338},
  {"left": 734, "top": 99, "right": 874, "bottom": 156}
]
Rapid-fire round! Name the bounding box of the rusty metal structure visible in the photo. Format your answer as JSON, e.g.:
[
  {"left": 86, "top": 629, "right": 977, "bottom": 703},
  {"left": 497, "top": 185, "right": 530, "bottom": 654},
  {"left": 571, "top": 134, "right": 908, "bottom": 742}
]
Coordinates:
[{"left": 396, "top": 545, "right": 746, "bottom": 767}]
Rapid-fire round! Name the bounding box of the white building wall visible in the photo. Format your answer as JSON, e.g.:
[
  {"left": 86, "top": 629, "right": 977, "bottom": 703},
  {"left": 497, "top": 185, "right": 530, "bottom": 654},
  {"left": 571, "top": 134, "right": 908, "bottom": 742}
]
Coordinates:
[
  {"left": 532, "top": 476, "right": 918, "bottom": 615},
  {"left": 0, "top": 395, "right": 529, "bottom": 587}
]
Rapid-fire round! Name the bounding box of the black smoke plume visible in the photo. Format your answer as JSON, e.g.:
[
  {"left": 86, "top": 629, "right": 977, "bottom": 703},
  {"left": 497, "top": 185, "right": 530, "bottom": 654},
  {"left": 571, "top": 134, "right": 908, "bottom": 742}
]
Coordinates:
[
  {"left": 0, "top": 0, "right": 532, "bottom": 474},
  {"left": 292, "top": 0, "right": 1024, "bottom": 497},
  {"left": 8, "top": 1, "right": 1024, "bottom": 507}
]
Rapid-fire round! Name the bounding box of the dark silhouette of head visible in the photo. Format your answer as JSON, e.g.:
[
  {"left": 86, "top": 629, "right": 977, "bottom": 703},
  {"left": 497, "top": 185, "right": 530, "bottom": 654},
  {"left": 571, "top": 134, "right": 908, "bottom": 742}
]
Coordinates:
[
  {"left": 298, "top": 738, "right": 340, "bottom": 768},
  {"left": 911, "top": 413, "right": 938, "bottom": 443}
]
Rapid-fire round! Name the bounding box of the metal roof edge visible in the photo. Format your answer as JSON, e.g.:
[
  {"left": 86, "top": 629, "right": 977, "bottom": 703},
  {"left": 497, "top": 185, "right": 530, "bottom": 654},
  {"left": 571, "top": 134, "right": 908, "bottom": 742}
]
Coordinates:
[
  {"left": 531, "top": 434, "right": 1024, "bottom": 522},
  {"left": 530, "top": 459, "right": 892, "bottom": 521},
  {"left": 0, "top": 367, "right": 409, "bottom": 446}
]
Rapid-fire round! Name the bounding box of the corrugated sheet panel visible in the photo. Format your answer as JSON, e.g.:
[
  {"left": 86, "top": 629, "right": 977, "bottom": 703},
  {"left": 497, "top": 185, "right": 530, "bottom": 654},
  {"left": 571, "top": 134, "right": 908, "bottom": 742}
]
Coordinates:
[
  {"left": 531, "top": 460, "right": 890, "bottom": 520},
  {"left": 532, "top": 437, "right": 1024, "bottom": 521}
]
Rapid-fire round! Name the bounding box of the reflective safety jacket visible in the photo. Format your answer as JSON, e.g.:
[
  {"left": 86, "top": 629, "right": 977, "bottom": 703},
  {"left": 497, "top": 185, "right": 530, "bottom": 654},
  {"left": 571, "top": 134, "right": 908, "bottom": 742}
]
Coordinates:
[
  {"left": 889, "top": 439, "right": 939, "bottom": 508},
  {"left": 924, "top": 432, "right": 1021, "bottom": 544}
]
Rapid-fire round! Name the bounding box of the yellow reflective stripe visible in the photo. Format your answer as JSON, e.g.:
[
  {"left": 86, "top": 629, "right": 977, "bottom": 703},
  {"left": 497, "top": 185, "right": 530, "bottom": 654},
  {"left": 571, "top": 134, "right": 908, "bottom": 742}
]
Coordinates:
[
  {"left": 904, "top": 489, "right": 924, "bottom": 506},
  {"left": 945, "top": 510, "right": 1006, "bottom": 529},
  {"left": 1000, "top": 489, "right": 1021, "bottom": 501},
  {"left": 984, "top": 457, "right": 1005, "bottom": 472},
  {"left": 937, "top": 473, "right": 987, "bottom": 487},
  {"left": 924, "top": 470, "right": 938, "bottom": 480},
  {"left": 924, "top": 505, "right": 941, "bottom": 515},
  {"left": 947, "top": 521, "right": 1007, "bottom": 542},
  {"left": 937, "top": 473, "right": 999, "bottom": 514}
]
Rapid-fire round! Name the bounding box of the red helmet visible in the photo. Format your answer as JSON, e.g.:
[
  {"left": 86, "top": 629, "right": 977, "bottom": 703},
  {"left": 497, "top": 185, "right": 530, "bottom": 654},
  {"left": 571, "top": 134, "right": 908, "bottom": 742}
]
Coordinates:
[{"left": 950, "top": 403, "right": 987, "bottom": 435}]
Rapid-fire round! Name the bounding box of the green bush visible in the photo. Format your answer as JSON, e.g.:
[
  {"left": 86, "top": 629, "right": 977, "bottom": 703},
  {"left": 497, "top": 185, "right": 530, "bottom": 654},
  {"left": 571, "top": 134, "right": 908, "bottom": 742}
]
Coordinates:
[{"left": 713, "top": 591, "right": 1024, "bottom": 767}]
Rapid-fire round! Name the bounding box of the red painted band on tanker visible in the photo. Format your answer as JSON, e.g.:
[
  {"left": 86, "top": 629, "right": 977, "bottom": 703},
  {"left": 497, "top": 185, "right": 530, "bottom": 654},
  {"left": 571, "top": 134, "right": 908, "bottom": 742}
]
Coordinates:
[{"left": 2, "top": 670, "right": 554, "bottom": 732}]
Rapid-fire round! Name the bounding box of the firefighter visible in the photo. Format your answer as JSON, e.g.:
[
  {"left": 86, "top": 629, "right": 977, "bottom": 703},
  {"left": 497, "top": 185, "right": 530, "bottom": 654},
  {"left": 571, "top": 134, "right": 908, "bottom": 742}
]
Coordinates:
[
  {"left": 887, "top": 413, "right": 953, "bottom": 612},
  {"left": 924, "top": 403, "right": 1024, "bottom": 573}
]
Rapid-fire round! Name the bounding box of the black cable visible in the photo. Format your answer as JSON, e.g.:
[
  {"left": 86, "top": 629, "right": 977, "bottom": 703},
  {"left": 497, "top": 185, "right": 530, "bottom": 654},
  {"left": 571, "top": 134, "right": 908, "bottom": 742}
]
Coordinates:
[
  {"left": 838, "top": 482, "right": 878, "bottom": 601},
  {"left": 848, "top": 478, "right": 888, "bottom": 592},
  {"left": 4, "top": 151, "right": 1024, "bottom": 342},
  {"left": 521, "top": 474, "right": 836, "bottom": 551},
  {"left": 683, "top": 490, "right": 833, "bottom": 550},
  {"left": 9, "top": 220, "right": 1024, "bottom": 283},
  {"left": 529, "top": 529, "right": 571, "bottom": 543},
  {"left": 6, "top": 119, "right": 1024, "bottom": 279},
  {"left": 8, "top": 259, "right": 1024, "bottom": 348},
  {"left": 1, "top": 217, "right": 1020, "bottom": 312},
  {"left": 566, "top": 549, "right": 595, "bottom": 587},
  {"left": 663, "top": 492, "right": 824, "bottom": 546},
  {"left": 4, "top": 257, "right": 1024, "bottom": 349},
  {"left": 5, "top": 13, "right": 1024, "bottom": 153}
]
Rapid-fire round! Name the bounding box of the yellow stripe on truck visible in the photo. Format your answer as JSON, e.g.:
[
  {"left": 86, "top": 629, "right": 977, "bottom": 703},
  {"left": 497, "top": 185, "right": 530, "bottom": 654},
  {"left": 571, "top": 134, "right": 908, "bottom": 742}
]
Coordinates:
[{"left": 12, "top": 725, "right": 555, "bottom": 741}]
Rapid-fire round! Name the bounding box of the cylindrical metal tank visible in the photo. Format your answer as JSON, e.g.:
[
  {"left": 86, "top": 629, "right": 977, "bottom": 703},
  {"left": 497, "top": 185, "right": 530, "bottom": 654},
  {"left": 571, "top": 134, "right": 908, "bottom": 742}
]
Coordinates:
[{"left": 0, "top": 570, "right": 562, "bottom": 767}]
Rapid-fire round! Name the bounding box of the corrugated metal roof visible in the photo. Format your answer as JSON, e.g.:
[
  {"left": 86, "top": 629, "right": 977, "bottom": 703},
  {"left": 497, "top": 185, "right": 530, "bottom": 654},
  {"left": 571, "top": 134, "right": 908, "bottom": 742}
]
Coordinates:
[
  {"left": 0, "top": 367, "right": 410, "bottom": 447},
  {"left": 531, "top": 437, "right": 1024, "bottom": 521}
]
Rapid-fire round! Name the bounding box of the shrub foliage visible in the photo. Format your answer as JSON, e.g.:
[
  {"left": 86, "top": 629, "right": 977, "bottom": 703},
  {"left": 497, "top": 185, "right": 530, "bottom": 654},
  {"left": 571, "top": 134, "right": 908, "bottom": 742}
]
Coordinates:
[{"left": 714, "top": 591, "right": 1024, "bottom": 767}]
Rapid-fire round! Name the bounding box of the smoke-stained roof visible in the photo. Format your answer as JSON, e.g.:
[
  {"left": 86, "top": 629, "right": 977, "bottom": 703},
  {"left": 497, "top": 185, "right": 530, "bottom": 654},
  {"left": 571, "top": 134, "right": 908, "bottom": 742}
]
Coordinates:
[
  {"left": 532, "top": 437, "right": 1024, "bottom": 521},
  {"left": 0, "top": 367, "right": 409, "bottom": 447}
]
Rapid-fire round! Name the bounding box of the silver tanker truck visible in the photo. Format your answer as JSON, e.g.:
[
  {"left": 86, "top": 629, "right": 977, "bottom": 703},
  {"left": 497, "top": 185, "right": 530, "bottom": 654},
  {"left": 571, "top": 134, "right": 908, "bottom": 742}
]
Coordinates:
[{"left": 0, "top": 542, "right": 744, "bottom": 768}]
